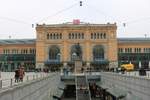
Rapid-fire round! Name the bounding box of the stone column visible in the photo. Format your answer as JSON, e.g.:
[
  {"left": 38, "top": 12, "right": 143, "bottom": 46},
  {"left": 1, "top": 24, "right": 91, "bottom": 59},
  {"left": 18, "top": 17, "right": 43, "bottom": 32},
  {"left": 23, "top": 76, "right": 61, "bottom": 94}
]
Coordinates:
[
  {"left": 63, "top": 41, "right": 68, "bottom": 62},
  {"left": 139, "top": 61, "right": 141, "bottom": 69},
  {"left": 85, "top": 41, "right": 90, "bottom": 62}
]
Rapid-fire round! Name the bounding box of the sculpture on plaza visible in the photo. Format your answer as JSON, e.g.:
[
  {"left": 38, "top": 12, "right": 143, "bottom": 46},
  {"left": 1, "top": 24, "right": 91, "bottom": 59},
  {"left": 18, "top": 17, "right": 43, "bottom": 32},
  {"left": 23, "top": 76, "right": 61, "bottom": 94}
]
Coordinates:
[{"left": 75, "top": 43, "right": 82, "bottom": 59}]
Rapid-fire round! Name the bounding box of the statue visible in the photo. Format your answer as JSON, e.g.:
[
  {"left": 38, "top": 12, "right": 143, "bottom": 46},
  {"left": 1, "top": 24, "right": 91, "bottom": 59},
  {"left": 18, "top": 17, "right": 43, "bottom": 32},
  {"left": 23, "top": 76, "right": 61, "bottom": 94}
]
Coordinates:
[{"left": 75, "top": 43, "right": 82, "bottom": 59}]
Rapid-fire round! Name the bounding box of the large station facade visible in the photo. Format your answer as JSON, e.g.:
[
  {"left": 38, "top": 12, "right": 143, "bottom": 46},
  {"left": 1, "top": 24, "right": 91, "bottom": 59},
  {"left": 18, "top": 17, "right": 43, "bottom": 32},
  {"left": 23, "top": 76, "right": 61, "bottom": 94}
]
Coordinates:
[{"left": 0, "top": 22, "right": 150, "bottom": 71}]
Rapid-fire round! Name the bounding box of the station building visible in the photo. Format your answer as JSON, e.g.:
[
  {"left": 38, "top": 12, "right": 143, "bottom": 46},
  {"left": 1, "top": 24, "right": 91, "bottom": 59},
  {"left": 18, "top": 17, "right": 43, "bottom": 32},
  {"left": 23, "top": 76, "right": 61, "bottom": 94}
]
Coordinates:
[{"left": 0, "top": 22, "right": 150, "bottom": 71}]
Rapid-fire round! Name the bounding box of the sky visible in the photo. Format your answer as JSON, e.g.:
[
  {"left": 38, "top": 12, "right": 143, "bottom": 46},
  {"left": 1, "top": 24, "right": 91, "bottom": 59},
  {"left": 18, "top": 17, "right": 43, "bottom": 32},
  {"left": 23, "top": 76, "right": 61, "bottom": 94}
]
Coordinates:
[{"left": 0, "top": 0, "right": 150, "bottom": 39}]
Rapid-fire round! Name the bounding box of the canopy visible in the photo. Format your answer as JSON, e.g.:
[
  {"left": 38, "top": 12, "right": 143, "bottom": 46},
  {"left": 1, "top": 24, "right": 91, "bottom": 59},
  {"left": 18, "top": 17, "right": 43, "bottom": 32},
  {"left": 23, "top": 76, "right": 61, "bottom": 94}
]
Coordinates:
[{"left": 106, "top": 87, "right": 127, "bottom": 98}]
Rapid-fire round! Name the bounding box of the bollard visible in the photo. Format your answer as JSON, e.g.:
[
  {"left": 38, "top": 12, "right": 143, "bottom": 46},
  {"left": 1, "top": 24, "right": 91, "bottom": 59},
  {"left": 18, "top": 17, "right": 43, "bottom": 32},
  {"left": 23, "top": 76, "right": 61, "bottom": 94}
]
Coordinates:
[
  {"left": 27, "top": 76, "right": 29, "bottom": 81},
  {"left": 134, "top": 72, "right": 136, "bottom": 76},
  {"left": 10, "top": 78, "right": 13, "bottom": 87},
  {"left": 0, "top": 80, "right": 2, "bottom": 89},
  {"left": 33, "top": 75, "right": 35, "bottom": 80},
  {"left": 36, "top": 75, "right": 38, "bottom": 79}
]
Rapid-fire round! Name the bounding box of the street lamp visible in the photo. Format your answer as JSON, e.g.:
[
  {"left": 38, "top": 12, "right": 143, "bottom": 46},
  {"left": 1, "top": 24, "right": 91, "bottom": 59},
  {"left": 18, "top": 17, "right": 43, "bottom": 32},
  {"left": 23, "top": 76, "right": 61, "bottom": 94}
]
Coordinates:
[
  {"left": 72, "top": 52, "right": 77, "bottom": 61},
  {"left": 57, "top": 53, "right": 61, "bottom": 61}
]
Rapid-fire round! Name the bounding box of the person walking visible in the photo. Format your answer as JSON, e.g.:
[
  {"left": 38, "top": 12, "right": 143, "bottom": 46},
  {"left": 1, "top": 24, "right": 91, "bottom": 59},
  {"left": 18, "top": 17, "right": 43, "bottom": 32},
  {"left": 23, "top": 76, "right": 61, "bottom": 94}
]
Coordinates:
[
  {"left": 19, "top": 67, "right": 25, "bottom": 82},
  {"left": 15, "top": 68, "right": 19, "bottom": 83}
]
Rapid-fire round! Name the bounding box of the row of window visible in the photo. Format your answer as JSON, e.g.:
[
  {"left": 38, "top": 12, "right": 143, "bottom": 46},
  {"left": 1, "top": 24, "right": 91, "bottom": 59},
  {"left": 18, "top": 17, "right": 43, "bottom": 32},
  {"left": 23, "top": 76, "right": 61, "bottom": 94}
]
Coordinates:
[
  {"left": 118, "top": 48, "right": 150, "bottom": 53},
  {"left": 46, "top": 32, "right": 107, "bottom": 40},
  {"left": 47, "top": 33, "right": 62, "bottom": 40},
  {"left": 3, "top": 49, "right": 36, "bottom": 54},
  {"left": 69, "top": 33, "right": 84, "bottom": 39},
  {"left": 91, "top": 33, "right": 106, "bottom": 39}
]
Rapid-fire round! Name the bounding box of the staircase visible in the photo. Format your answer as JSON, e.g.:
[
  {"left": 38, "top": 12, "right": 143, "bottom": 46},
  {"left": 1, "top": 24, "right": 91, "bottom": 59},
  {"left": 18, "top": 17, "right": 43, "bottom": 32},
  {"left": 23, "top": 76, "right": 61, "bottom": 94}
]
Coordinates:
[
  {"left": 75, "top": 75, "right": 91, "bottom": 100},
  {"left": 75, "top": 60, "right": 82, "bottom": 73}
]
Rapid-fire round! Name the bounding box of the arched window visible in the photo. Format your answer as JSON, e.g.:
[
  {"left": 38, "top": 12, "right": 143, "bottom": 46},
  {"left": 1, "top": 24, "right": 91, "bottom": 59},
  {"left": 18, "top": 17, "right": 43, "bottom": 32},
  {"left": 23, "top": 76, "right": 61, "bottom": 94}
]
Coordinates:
[
  {"left": 91, "top": 33, "right": 93, "bottom": 39},
  {"left": 72, "top": 33, "right": 74, "bottom": 39},
  {"left": 93, "top": 45, "right": 104, "bottom": 61},
  {"left": 56, "top": 33, "right": 59, "bottom": 39},
  {"left": 71, "top": 44, "right": 82, "bottom": 61},
  {"left": 82, "top": 33, "right": 84, "bottom": 39},
  {"left": 47, "top": 34, "right": 49, "bottom": 39},
  {"left": 97, "top": 33, "right": 100, "bottom": 39},
  {"left": 75, "top": 33, "right": 77, "bottom": 39},
  {"left": 103, "top": 33, "right": 106, "bottom": 39},
  {"left": 53, "top": 33, "right": 55, "bottom": 39},
  {"left": 78, "top": 33, "right": 81, "bottom": 39},
  {"left": 94, "top": 33, "right": 96, "bottom": 39},
  {"left": 49, "top": 45, "right": 60, "bottom": 60},
  {"left": 60, "top": 33, "right": 62, "bottom": 39},
  {"left": 100, "top": 33, "right": 103, "bottom": 39},
  {"left": 69, "top": 33, "right": 71, "bottom": 39},
  {"left": 50, "top": 34, "right": 52, "bottom": 39}
]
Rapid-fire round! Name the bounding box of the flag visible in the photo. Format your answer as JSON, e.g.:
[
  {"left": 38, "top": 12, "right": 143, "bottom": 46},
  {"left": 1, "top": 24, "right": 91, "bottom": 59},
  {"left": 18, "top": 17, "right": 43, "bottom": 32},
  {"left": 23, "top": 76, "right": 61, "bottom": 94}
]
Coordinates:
[{"left": 73, "top": 19, "right": 80, "bottom": 24}]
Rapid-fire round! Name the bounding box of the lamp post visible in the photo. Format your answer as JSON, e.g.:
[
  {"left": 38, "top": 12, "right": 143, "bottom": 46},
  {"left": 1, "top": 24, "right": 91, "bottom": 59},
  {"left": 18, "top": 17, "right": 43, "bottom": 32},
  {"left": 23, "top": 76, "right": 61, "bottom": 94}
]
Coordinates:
[
  {"left": 57, "top": 53, "right": 61, "bottom": 61},
  {"left": 72, "top": 52, "right": 77, "bottom": 61}
]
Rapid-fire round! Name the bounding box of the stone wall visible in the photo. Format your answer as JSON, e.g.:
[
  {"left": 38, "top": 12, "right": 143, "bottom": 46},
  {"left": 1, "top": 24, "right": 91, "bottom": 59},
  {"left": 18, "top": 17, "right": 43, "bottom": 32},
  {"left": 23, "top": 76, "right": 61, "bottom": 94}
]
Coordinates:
[
  {"left": 0, "top": 73, "right": 60, "bottom": 100},
  {"left": 100, "top": 72, "right": 150, "bottom": 100}
]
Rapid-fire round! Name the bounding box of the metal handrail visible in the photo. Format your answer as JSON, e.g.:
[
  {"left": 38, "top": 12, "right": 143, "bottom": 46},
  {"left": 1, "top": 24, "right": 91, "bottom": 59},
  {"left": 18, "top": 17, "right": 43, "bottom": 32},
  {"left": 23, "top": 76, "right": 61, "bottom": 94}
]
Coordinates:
[
  {"left": 0, "top": 72, "right": 51, "bottom": 89},
  {"left": 85, "top": 73, "right": 91, "bottom": 100}
]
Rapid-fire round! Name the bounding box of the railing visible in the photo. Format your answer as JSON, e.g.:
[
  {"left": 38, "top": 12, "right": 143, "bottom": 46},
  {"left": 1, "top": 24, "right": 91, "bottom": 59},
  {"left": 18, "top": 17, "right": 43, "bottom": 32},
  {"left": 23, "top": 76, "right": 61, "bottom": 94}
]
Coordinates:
[
  {"left": 85, "top": 74, "right": 91, "bottom": 100},
  {"left": 100, "top": 72, "right": 150, "bottom": 99},
  {"left": 0, "top": 72, "right": 52, "bottom": 89}
]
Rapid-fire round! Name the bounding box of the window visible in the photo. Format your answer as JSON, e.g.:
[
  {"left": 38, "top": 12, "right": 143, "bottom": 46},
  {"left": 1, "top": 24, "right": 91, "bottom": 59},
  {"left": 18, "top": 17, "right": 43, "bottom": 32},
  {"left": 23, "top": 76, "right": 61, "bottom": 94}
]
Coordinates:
[
  {"left": 93, "top": 45, "right": 104, "bottom": 61},
  {"left": 50, "top": 34, "right": 52, "bottom": 39},
  {"left": 75, "top": 33, "right": 77, "bottom": 39},
  {"left": 103, "top": 33, "right": 106, "bottom": 39},
  {"left": 60, "top": 33, "right": 62, "bottom": 39},
  {"left": 69, "top": 33, "right": 71, "bottom": 39},
  {"left": 47, "top": 34, "right": 49, "bottom": 39},
  {"left": 91, "top": 33, "right": 93, "bottom": 39},
  {"left": 78, "top": 33, "right": 81, "bottom": 39},
  {"left": 118, "top": 48, "right": 123, "bottom": 53},
  {"left": 82, "top": 33, "right": 84, "bottom": 39}
]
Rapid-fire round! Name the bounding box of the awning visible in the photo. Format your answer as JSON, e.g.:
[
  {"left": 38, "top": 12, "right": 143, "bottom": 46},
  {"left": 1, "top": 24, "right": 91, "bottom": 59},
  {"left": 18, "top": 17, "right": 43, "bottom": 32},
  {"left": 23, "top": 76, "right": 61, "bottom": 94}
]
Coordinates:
[
  {"left": 106, "top": 87, "right": 127, "bottom": 98},
  {"left": 53, "top": 89, "right": 64, "bottom": 99},
  {"left": 96, "top": 81, "right": 109, "bottom": 89},
  {"left": 91, "top": 60, "right": 109, "bottom": 65},
  {"left": 126, "top": 94, "right": 142, "bottom": 100},
  {"left": 44, "top": 60, "right": 62, "bottom": 64},
  {"left": 58, "top": 82, "right": 66, "bottom": 90}
]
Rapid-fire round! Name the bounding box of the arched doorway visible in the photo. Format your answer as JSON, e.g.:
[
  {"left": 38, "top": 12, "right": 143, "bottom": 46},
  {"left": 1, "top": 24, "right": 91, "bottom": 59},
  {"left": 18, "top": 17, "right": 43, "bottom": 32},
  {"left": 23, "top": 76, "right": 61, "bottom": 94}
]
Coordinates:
[
  {"left": 45, "top": 45, "right": 62, "bottom": 71},
  {"left": 70, "top": 43, "right": 82, "bottom": 61},
  {"left": 49, "top": 45, "right": 60, "bottom": 61},
  {"left": 92, "top": 45, "right": 108, "bottom": 70},
  {"left": 93, "top": 45, "right": 104, "bottom": 61}
]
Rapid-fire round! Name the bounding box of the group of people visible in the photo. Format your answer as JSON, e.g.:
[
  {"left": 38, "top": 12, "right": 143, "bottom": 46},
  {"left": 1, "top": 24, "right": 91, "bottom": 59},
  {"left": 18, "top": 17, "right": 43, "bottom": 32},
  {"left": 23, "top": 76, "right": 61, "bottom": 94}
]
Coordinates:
[{"left": 15, "top": 67, "right": 25, "bottom": 83}]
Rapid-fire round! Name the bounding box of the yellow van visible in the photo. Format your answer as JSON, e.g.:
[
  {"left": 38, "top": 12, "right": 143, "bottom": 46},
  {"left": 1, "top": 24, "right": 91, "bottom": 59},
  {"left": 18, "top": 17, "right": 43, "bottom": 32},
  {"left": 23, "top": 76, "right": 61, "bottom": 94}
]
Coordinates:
[{"left": 121, "top": 64, "right": 134, "bottom": 71}]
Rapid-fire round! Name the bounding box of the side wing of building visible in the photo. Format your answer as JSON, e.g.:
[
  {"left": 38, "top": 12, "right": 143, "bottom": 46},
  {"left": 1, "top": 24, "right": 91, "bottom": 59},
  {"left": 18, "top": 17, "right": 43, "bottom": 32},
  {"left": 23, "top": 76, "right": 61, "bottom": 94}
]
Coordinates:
[
  {"left": 0, "top": 39, "right": 36, "bottom": 71},
  {"left": 118, "top": 38, "right": 150, "bottom": 69}
]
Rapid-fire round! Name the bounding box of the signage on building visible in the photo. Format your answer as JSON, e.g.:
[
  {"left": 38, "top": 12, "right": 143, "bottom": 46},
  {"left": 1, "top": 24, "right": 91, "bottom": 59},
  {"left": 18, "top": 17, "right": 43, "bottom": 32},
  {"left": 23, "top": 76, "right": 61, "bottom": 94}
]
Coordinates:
[{"left": 73, "top": 19, "right": 80, "bottom": 24}]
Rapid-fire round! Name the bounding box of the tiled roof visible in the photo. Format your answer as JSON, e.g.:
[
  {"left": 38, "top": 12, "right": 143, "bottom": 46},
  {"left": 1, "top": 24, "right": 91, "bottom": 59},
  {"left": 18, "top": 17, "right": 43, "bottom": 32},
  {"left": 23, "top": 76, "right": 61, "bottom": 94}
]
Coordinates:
[
  {"left": 118, "top": 38, "right": 150, "bottom": 43},
  {"left": 0, "top": 38, "right": 150, "bottom": 45},
  {"left": 0, "top": 39, "right": 35, "bottom": 45}
]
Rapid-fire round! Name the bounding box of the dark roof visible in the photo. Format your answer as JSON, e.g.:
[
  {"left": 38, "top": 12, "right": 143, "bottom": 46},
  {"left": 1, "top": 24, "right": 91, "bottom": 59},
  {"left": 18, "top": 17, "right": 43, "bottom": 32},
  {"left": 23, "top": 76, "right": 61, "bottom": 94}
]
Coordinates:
[
  {"left": 0, "top": 38, "right": 150, "bottom": 45},
  {"left": 118, "top": 38, "right": 150, "bottom": 43},
  {"left": 0, "top": 39, "right": 36, "bottom": 45}
]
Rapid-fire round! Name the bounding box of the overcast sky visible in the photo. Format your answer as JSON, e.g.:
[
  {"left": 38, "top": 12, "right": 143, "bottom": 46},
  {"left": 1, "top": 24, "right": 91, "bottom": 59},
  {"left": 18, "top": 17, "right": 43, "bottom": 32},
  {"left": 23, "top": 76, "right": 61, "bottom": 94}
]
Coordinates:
[{"left": 0, "top": 0, "right": 150, "bottom": 39}]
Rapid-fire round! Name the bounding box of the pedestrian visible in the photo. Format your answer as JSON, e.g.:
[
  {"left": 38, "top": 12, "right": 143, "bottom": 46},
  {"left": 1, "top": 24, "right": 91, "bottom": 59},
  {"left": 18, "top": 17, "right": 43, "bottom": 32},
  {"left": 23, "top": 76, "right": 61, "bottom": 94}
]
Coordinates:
[
  {"left": 19, "top": 67, "right": 25, "bottom": 82},
  {"left": 15, "top": 68, "right": 19, "bottom": 83}
]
